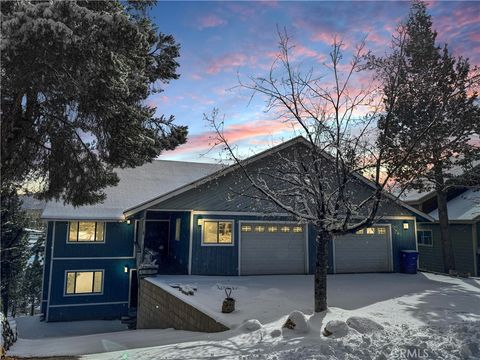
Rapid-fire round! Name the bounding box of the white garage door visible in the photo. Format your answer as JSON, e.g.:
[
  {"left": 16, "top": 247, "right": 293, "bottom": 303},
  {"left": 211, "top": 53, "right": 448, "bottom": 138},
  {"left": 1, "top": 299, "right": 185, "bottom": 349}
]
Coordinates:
[
  {"left": 334, "top": 226, "right": 392, "bottom": 273},
  {"left": 240, "top": 223, "right": 306, "bottom": 275}
]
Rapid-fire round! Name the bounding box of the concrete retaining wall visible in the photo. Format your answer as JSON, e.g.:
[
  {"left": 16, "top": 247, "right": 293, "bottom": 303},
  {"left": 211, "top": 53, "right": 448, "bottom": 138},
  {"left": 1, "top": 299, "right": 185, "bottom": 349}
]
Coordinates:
[{"left": 137, "top": 279, "right": 229, "bottom": 332}]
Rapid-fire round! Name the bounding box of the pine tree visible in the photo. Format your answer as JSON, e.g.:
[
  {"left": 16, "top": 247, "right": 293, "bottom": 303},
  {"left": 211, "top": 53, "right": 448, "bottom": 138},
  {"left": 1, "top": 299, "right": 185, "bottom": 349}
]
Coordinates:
[
  {"left": 372, "top": 1, "right": 480, "bottom": 272},
  {"left": 0, "top": 188, "right": 29, "bottom": 315},
  {"left": 1, "top": 1, "right": 187, "bottom": 206}
]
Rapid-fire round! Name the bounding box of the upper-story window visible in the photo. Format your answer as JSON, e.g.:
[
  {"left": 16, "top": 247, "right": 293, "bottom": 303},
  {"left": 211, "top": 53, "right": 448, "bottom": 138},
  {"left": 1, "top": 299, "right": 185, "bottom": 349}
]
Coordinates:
[{"left": 68, "top": 221, "right": 105, "bottom": 243}]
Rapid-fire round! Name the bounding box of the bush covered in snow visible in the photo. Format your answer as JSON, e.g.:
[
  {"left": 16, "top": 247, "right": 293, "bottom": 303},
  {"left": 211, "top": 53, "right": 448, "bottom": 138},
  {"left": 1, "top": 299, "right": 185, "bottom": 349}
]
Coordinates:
[
  {"left": 240, "top": 319, "right": 262, "bottom": 332},
  {"left": 283, "top": 311, "right": 310, "bottom": 333}
]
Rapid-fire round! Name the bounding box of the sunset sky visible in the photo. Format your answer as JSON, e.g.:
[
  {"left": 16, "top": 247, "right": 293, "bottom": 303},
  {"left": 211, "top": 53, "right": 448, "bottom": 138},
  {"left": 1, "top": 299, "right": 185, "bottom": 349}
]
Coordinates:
[{"left": 149, "top": 1, "right": 480, "bottom": 162}]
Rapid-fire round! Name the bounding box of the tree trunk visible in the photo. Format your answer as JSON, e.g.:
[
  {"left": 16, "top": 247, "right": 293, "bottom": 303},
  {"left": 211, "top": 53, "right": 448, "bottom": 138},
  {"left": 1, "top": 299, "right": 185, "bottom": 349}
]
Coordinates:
[
  {"left": 437, "top": 189, "right": 455, "bottom": 273},
  {"left": 30, "top": 296, "right": 35, "bottom": 316},
  {"left": 314, "top": 226, "right": 331, "bottom": 312}
]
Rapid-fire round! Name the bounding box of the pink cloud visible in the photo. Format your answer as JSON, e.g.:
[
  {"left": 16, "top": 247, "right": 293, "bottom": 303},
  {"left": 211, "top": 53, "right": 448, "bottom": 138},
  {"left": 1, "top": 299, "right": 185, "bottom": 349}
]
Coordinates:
[
  {"left": 190, "top": 73, "right": 203, "bottom": 80},
  {"left": 169, "top": 119, "right": 294, "bottom": 155},
  {"left": 206, "top": 53, "right": 258, "bottom": 74},
  {"left": 197, "top": 14, "right": 227, "bottom": 29}
]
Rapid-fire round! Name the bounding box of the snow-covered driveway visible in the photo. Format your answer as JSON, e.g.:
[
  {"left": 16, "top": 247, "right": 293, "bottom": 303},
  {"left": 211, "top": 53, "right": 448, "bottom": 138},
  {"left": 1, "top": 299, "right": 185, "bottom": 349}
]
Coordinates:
[{"left": 9, "top": 273, "right": 480, "bottom": 359}]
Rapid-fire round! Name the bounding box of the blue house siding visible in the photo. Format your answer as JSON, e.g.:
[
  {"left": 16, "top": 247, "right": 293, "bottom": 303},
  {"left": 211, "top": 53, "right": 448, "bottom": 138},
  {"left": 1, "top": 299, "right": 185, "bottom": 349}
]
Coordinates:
[
  {"left": 47, "top": 258, "right": 135, "bottom": 321},
  {"left": 52, "top": 221, "right": 134, "bottom": 258},
  {"left": 417, "top": 223, "right": 476, "bottom": 275},
  {"left": 191, "top": 214, "right": 240, "bottom": 275},
  {"left": 42, "top": 221, "right": 136, "bottom": 321}
]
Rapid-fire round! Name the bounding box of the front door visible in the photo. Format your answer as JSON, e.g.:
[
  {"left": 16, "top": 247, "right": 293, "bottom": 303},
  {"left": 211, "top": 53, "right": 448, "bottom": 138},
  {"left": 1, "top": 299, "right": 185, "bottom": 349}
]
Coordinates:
[{"left": 144, "top": 221, "right": 170, "bottom": 268}]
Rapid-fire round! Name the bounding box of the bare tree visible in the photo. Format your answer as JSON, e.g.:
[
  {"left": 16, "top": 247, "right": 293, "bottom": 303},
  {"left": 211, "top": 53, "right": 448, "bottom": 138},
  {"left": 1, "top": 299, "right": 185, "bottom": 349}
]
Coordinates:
[{"left": 207, "top": 30, "right": 428, "bottom": 312}]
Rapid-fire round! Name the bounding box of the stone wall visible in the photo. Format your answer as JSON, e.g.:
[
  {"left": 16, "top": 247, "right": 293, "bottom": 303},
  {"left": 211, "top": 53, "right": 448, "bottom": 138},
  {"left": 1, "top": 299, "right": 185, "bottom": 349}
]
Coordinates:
[{"left": 137, "top": 279, "right": 229, "bottom": 332}]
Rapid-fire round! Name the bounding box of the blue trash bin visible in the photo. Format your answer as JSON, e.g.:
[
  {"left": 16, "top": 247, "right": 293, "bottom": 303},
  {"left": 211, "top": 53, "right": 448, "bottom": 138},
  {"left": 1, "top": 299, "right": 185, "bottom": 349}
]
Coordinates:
[{"left": 400, "top": 250, "right": 418, "bottom": 274}]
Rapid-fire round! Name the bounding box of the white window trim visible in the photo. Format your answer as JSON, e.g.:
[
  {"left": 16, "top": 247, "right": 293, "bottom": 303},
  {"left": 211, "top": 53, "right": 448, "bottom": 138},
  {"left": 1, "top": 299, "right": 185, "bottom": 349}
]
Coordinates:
[
  {"left": 200, "top": 219, "right": 235, "bottom": 247},
  {"left": 63, "top": 269, "right": 105, "bottom": 296},
  {"left": 175, "top": 218, "right": 181, "bottom": 241},
  {"left": 66, "top": 221, "right": 107, "bottom": 244},
  {"left": 417, "top": 229, "right": 434, "bottom": 247}
]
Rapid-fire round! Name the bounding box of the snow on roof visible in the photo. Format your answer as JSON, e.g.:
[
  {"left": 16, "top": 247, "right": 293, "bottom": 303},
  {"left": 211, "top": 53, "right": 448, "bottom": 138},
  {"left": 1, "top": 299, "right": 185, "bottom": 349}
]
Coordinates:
[
  {"left": 398, "top": 188, "right": 435, "bottom": 203},
  {"left": 20, "top": 195, "right": 47, "bottom": 210},
  {"left": 429, "top": 189, "right": 480, "bottom": 221},
  {"left": 42, "top": 160, "right": 223, "bottom": 220}
]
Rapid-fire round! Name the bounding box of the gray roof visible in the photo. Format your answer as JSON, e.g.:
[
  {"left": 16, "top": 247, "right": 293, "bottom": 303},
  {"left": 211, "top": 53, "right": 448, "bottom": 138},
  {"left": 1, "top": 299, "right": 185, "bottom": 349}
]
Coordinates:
[{"left": 42, "top": 160, "right": 223, "bottom": 220}]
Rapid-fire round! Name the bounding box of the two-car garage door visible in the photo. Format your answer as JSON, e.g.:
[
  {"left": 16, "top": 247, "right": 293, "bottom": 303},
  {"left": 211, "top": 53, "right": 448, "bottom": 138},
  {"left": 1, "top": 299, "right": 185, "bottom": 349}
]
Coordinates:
[
  {"left": 240, "top": 222, "right": 392, "bottom": 275},
  {"left": 240, "top": 222, "right": 306, "bottom": 275}
]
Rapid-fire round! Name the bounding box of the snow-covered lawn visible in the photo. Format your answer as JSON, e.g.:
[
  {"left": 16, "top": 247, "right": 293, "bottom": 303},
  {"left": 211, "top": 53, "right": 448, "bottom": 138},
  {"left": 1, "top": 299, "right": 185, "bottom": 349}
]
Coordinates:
[{"left": 9, "top": 273, "right": 480, "bottom": 359}]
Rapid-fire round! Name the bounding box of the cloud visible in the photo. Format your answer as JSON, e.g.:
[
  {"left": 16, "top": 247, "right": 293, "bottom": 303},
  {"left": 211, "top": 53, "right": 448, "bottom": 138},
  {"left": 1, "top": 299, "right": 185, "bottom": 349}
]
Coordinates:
[
  {"left": 206, "top": 52, "right": 257, "bottom": 74},
  {"left": 168, "top": 118, "right": 295, "bottom": 155},
  {"left": 197, "top": 14, "right": 227, "bottom": 29}
]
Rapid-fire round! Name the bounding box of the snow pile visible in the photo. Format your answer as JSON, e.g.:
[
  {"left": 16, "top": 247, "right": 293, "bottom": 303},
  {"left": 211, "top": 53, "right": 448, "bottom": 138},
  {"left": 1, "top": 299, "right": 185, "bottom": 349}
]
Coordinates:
[
  {"left": 346, "top": 316, "right": 384, "bottom": 334},
  {"left": 283, "top": 311, "right": 310, "bottom": 334},
  {"left": 322, "top": 320, "right": 352, "bottom": 338},
  {"left": 240, "top": 319, "right": 262, "bottom": 332}
]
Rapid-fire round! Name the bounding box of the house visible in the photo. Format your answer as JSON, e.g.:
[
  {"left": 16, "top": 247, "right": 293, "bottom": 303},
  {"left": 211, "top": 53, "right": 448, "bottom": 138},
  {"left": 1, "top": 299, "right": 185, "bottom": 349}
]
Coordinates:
[
  {"left": 40, "top": 137, "right": 432, "bottom": 322},
  {"left": 403, "top": 188, "right": 479, "bottom": 276}
]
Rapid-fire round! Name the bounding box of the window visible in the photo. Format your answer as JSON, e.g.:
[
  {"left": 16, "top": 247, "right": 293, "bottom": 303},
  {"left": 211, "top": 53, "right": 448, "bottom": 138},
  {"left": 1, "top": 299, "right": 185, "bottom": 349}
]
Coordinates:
[
  {"left": 355, "top": 229, "right": 364, "bottom": 234},
  {"left": 241, "top": 225, "right": 252, "bottom": 232},
  {"left": 203, "top": 221, "right": 233, "bottom": 244},
  {"left": 280, "top": 226, "right": 291, "bottom": 233},
  {"left": 267, "top": 226, "right": 278, "bottom": 233},
  {"left": 65, "top": 271, "right": 103, "bottom": 295},
  {"left": 366, "top": 227, "right": 375, "bottom": 235},
  {"left": 254, "top": 225, "right": 265, "bottom": 232},
  {"left": 175, "top": 218, "right": 181, "bottom": 241},
  {"left": 417, "top": 230, "right": 433, "bottom": 246},
  {"left": 68, "top": 221, "right": 105, "bottom": 242},
  {"left": 292, "top": 226, "right": 303, "bottom": 233},
  {"left": 377, "top": 227, "right": 387, "bottom": 235}
]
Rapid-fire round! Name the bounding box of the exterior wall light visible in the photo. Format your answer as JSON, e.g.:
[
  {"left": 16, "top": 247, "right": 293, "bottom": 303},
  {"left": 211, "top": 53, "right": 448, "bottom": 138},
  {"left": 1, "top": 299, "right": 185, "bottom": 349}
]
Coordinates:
[
  {"left": 124, "top": 265, "right": 129, "bottom": 273},
  {"left": 126, "top": 219, "right": 131, "bottom": 225},
  {"left": 403, "top": 222, "right": 409, "bottom": 230}
]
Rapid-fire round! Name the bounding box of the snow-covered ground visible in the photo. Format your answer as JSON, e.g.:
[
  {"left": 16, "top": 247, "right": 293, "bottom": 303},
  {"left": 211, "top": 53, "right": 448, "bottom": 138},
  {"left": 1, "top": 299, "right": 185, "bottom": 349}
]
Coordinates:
[{"left": 9, "top": 273, "right": 480, "bottom": 359}]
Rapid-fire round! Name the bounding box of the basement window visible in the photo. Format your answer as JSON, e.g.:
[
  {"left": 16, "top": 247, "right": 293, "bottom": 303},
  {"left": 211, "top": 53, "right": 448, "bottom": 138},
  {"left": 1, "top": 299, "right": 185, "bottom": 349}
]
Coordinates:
[
  {"left": 417, "top": 230, "right": 433, "bottom": 246},
  {"left": 65, "top": 270, "right": 103, "bottom": 295},
  {"left": 68, "top": 221, "right": 105, "bottom": 242},
  {"left": 203, "top": 221, "right": 233, "bottom": 245}
]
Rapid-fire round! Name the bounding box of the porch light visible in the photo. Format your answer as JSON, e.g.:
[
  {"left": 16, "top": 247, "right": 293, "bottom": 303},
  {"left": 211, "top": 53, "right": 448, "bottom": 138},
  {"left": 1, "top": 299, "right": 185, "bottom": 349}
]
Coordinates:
[
  {"left": 126, "top": 219, "right": 131, "bottom": 225},
  {"left": 197, "top": 219, "right": 203, "bottom": 226},
  {"left": 403, "top": 222, "right": 409, "bottom": 230},
  {"left": 124, "top": 265, "right": 129, "bottom": 273}
]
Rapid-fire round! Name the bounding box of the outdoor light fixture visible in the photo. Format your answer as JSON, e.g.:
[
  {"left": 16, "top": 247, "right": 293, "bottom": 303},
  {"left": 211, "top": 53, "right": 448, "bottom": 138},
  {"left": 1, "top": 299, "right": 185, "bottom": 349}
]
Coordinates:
[
  {"left": 403, "top": 222, "right": 409, "bottom": 230},
  {"left": 197, "top": 219, "right": 203, "bottom": 226},
  {"left": 126, "top": 219, "right": 131, "bottom": 225},
  {"left": 124, "top": 265, "right": 129, "bottom": 273}
]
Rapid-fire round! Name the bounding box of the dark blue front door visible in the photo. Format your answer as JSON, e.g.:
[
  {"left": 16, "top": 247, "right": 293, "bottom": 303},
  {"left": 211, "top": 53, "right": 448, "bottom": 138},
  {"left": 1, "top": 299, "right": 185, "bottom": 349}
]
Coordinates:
[{"left": 144, "top": 221, "right": 170, "bottom": 268}]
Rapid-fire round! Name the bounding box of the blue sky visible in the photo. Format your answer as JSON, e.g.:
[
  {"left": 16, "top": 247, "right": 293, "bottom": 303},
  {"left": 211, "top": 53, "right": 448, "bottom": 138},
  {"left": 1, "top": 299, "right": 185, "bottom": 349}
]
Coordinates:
[{"left": 147, "top": 1, "right": 480, "bottom": 162}]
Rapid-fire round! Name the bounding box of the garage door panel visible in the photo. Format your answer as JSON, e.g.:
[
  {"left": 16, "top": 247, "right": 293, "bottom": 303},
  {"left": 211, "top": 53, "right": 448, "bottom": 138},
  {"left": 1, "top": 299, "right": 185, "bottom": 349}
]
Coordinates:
[
  {"left": 334, "top": 226, "right": 391, "bottom": 273},
  {"left": 241, "top": 224, "right": 306, "bottom": 275}
]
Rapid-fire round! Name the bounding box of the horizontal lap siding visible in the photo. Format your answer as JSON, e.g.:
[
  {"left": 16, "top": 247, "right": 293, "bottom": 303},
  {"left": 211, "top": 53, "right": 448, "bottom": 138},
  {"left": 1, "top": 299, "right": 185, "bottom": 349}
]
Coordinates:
[{"left": 418, "top": 223, "right": 475, "bottom": 275}]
